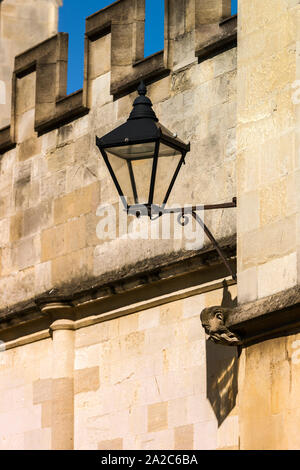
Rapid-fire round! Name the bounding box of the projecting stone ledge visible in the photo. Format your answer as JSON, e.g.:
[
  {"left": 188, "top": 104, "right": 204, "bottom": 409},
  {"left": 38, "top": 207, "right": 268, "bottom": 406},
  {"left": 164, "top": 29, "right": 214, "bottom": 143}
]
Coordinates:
[
  {"left": 227, "top": 286, "right": 300, "bottom": 346},
  {"left": 196, "top": 14, "right": 237, "bottom": 62},
  {"left": 0, "top": 241, "right": 236, "bottom": 336}
]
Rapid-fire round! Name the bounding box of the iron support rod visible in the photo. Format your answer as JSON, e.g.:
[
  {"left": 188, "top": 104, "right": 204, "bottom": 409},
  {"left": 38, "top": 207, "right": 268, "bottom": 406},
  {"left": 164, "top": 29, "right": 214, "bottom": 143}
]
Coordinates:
[{"left": 191, "top": 211, "right": 237, "bottom": 281}]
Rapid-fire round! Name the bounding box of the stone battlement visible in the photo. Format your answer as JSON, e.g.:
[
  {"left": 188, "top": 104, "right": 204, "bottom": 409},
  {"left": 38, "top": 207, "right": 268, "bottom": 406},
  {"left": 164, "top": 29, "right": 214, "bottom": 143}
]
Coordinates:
[{"left": 0, "top": 0, "right": 236, "bottom": 152}]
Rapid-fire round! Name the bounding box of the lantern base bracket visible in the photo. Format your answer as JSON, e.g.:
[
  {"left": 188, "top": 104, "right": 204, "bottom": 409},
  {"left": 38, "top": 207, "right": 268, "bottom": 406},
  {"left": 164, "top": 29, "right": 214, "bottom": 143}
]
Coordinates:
[{"left": 127, "top": 198, "right": 237, "bottom": 281}]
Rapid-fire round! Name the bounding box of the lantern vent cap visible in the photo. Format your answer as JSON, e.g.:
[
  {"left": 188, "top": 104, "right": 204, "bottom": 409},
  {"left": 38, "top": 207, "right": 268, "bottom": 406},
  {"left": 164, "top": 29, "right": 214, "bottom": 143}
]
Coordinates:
[{"left": 128, "top": 81, "right": 158, "bottom": 122}]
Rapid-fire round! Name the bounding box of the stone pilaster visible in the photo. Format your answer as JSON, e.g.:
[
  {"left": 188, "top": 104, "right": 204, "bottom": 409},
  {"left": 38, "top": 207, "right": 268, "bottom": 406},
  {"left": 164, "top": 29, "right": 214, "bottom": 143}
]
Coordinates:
[
  {"left": 42, "top": 303, "right": 75, "bottom": 451},
  {"left": 237, "top": 0, "right": 300, "bottom": 304}
]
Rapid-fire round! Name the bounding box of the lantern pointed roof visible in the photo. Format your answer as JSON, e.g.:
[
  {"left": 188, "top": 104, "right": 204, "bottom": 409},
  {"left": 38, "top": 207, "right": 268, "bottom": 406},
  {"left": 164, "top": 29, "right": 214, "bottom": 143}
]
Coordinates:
[{"left": 96, "top": 82, "right": 190, "bottom": 152}]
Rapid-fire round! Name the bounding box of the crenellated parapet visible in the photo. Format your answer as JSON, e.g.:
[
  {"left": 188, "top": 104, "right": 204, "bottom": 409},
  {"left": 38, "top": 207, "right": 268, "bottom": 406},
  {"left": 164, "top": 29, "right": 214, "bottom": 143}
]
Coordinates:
[{"left": 0, "top": 0, "right": 236, "bottom": 153}]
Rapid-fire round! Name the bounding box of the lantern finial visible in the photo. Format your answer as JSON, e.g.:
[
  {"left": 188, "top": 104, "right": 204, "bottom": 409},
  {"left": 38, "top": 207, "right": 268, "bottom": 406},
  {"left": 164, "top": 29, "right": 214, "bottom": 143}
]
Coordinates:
[
  {"left": 137, "top": 81, "right": 147, "bottom": 96},
  {"left": 128, "top": 81, "right": 158, "bottom": 121}
]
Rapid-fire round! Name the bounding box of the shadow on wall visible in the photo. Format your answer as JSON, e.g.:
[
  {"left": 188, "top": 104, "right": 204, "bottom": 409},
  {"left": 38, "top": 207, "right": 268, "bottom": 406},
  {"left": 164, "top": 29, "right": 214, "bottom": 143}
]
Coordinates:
[{"left": 206, "top": 281, "right": 240, "bottom": 427}]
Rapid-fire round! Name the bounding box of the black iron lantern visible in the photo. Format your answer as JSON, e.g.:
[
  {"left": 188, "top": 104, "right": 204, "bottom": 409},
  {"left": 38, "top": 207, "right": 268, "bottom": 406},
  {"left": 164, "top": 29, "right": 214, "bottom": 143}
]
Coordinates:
[
  {"left": 96, "top": 81, "right": 237, "bottom": 281},
  {"left": 96, "top": 82, "right": 190, "bottom": 217}
]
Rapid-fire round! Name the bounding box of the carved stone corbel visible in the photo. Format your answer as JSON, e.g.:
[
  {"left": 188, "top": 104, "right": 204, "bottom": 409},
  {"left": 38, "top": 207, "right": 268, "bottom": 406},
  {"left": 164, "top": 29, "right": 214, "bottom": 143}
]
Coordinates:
[{"left": 200, "top": 306, "right": 242, "bottom": 346}]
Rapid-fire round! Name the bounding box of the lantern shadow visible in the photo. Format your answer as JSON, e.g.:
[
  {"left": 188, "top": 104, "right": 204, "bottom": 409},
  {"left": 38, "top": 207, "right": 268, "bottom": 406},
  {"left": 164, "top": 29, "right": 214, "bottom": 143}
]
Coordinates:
[{"left": 205, "top": 281, "right": 240, "bottom": 427}]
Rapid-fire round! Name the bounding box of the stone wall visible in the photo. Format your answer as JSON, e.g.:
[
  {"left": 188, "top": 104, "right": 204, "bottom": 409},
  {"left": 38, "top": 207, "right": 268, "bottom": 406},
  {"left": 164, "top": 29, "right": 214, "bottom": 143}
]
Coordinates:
[
  {"left": 74, "top": 285, "right": 238, "bottom": 450},
  {"left": 0, "top": 338, "right": 53, "bottom": 449},
  {"left": 0, "top": 0, "right": 237, "bottom": 312},
  {"left": 0, "top": 0, "right": 62, "bottom": 128},
  {"left": 238, "top": 334, "right": 300, "bottom": 450},
  {"left": 0, "top": 282, "right": 239, "bottom": 450},
  {"left": 0, "top": 0, "right": 241, "bottom": 450},
  {"left": 234, "top": 0, "right": 300, "bottom": 450},
  {"left": 237, "top": 0, "right": 300, "bottom": 303}
]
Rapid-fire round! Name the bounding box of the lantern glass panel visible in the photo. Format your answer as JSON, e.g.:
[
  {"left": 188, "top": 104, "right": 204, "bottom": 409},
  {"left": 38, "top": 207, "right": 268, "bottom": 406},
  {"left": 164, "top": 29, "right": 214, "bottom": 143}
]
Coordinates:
[
  {"left": 131, "top": 157, "right": 154, "bottom": 204},
  {"left": 108, "top": 142, "right": 156, "bottom": 159},
  {"left": 106, "top": 151, "right": 136, "bottom": 205},
  {"left": 154, "top": 145, "right": 183, "bottom": 205}
]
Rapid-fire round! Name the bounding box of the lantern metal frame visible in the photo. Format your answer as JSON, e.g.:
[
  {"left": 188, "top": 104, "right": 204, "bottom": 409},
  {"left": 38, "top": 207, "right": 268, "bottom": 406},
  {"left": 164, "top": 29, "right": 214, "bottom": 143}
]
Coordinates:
[{"left": 96, "top": 82, "right": 237, "bottom": 281}]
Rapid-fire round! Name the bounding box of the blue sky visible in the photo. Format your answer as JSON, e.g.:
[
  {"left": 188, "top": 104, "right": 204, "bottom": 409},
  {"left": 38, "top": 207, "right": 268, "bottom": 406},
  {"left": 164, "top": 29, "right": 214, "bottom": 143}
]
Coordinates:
[{"left": 59, "top": 1, "right": 238, "bottom": 94}]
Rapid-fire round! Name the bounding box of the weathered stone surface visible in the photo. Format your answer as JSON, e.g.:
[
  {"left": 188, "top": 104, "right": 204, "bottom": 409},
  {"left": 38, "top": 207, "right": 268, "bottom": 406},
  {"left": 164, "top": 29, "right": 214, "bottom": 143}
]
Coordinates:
[
  {"left": 147, "top": 402, "right": 168, "bottom": 433},
  {"left": 6, "top": 0, "right": 300, "bottom": 454},
  {"left": 0, "top": 0, "right": 60, "bottom": 129},
  {"left": 74, "top": 367, "right": 100, "bottom": 395},
  {"left": 174, "top": 424, "right": 194, "bottom": 450}
]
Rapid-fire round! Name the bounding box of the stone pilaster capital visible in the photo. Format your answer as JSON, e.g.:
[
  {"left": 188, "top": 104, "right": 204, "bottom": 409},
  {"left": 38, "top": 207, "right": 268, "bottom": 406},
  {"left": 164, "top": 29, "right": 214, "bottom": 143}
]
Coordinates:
[
  {"left": 39, "top": 302, "right": 75, "bottom": 333},
  {"left": 50, "top": 319, "right": 75, "bottom": 332}
]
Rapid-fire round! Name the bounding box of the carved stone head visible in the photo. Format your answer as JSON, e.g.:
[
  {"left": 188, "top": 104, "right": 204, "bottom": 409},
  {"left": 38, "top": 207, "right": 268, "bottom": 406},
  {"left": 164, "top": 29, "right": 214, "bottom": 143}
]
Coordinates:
[{"left": 200, "top": 306, "right": 242, "bottom": 346}]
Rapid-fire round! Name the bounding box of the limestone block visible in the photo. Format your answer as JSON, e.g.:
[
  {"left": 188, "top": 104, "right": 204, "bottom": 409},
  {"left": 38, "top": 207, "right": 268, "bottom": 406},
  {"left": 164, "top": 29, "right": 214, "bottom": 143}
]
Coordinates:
[
  {"left": 35, "top": 261, "right": 52, "bottom": 294},
  {"left": 41, "top": 224, "right": 65, "bottom": 262},
  {"left": 16, "top": 110, "right": 35, "bottom": 143},
  {"left": 15, "top": 73, "right": 36, "bottom": 117},
  {"left": 148, "top": 76, "right": 171, "bottom": 105},
  {"left": 237, "top": 266, "right": 258, "bottom": 303},
  {"left": 260, "top": 179, "right": 288, "bottom": 227},
  {"left": 154, "top": 369, "right": 194, "bottom": 402},
  {"left": 270, "top": 361, "right": 290, "bottom": 415},
  {"left": 75, "top": 344, "right": 101, "bottom": 371},
  {"left": 90, "top": 72, "right": 113, "bottom": 109},
  {"left": 182, "top": 294, "right": 204, "bottom": 319},
  {"left": 205, "top": 288, "right": 224, "bottom": 307},
  {"left": 0, "top": 218, "right": 10, "bottom": 247},
  {"left": 139, "top": 429, "right": 174, "bottom": 450},
  {"left": 129, "top": 405, "right": 147, "bottom": 435},
  {"left": 239, "top": 215, "right": 296, "bottom": 271},
  {"left": 24, "top": 428, "right": 51, "bottom": 451},
  {"left": 51, "top": 377, "right": 74, "bottom": 450},
  {"left": 168, "top": 397, "right": 189, "bottom": 429},
  {"left": 41, "top": 131, "right": 58, "bottom": 158},
  {"left": 53, "top": 182, "right": 100, "bottom": 225},
  {"left": 74, "top": 367, "right": 100, "bottom": 395},
  {"left": 240, "top": 414, "right": 286, "bottom": 450},
  {"left": 147, "top": 402, "right": 168, "bottom": 433},
  {"left": 64, "top": 217, "right": 86, "bottom": 253},
  {"left": 40, "top": 170, "right": 66, "bottom": 201},
  {"left": 144, "top": 324, "right": 177, "bottom": 354},
  {"left": 18, "top": 137, "right": 42, "bottom": 162},
  {"left": 51, "top": 246, "right": 93, "bottom": 285},
  {"left": 238, "top": 191, "right": 260, "bottom": 235},
  {"left": 217, "top": 415, "right": 239, "bottom": 449},
  {"left": 257, "top": 252, "right": 297, "bottom": 298},
  {"left": 23, "top": 201, "right": 52, "bottom": 237},
  {"left": 0, "top": 405, "right": 42, "bottom": 436},
  {"left": 75, "top": 320, "right": 119, "bottom": 349},
  {"left": 13, "top": 235, "right": 40, "bottom": 270},
  {"left": 160, "top": 300, "right": 183, "bottom": 325},
  {"left": 33, "top": 378, "right": 52, "bottom": 405},
  {"left": 187, "top": 395, "right": 216, "bottom": 424},
  {"left": 46, "top": 144, "right": 74, "bottom": 174},
  {"left": 120, "top": 331, "right": 145, "bottom": 357},
  {"left": 139, "top": 376, "right": 162, "bottom": 406},
  {"left": 138, "top": 307, "right": 160, "bottom": 331},
  {"left": 193, "top": 420, "right": 218, "bottom": 450},
  {"left": 0, "top": 268, "right": 35, "bottom": 309},
  {"left": 98, "top": 438, "right": 123, "bottom": 450},
  {"left": 174, "top": 424, "right": 194, "bottom": 450},
  {"left": 119, "top": 314, "right": 139, "bottom": 337},
  {"left": 0, "top": 432, "right": 24, "bottom": 451},
  {"left": 89, "top": 35, "right": 111, "bottom": 82}
]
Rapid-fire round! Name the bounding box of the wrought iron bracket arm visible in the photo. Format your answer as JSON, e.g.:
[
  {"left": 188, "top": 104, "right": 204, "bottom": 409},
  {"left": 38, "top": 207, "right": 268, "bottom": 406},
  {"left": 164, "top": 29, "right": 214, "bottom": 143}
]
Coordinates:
[{"left": 149, "top": 198, "right": 237, "bottom": 281}]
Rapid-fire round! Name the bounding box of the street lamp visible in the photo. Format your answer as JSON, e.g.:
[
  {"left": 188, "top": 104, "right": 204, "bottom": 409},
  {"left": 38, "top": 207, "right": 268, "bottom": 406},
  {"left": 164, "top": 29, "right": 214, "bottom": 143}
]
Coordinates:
[
  {"left": 96, "top": 82, "right": 236, "bottom": 280},
  {"left": 96, "top": 81, "right": 190, "bottom": 217}
]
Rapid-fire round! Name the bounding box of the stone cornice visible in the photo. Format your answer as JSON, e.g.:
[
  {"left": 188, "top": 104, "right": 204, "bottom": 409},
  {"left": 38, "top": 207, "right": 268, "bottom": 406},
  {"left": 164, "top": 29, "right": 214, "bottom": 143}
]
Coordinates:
[
  {"left": 0, "top": 240, "right": 236, "bottom": 333},
  {"left": 229, "top": 286, "right": 300, "bottom": 346}
]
